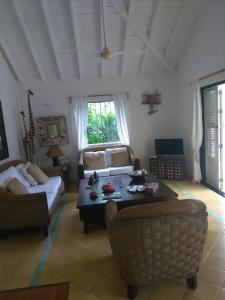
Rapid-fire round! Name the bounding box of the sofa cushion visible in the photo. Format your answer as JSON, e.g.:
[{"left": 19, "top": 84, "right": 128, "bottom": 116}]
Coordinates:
[
  {"left": 5, "top": 178, "right": 29, "bottom": 195},
  {"left": 109, "top": 148, "right": 130, "bottom": 167},
  {"left": 28, "top": 176, "right": 62, "bottom": 209},
  {"left": 84, "top": 169, "right": 110, "bottom": 179},
  {"left": 105, "top": 147, "right": 128, "bottom": 167},
  {"left": 15, "top": 164, "right": 31, "bottom": 188},
  {"left": 84, "top": 151, "right": 107, "bottom": 170},
  {"left": 21, "top": 162, "right": 38, "bottom": 186},
  {"left": 109, "top": 166, "right": 133, "bottom": 176},
  {"left": 0, "top": 166, "right": 22, "bottom": 187},
  {"left": 27, "top": 164, "right": 49, "bottom": 184}
]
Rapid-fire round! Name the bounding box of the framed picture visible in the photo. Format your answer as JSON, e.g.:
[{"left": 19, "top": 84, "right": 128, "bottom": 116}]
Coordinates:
[{"left": 0, "top": 101, "right": 9, "bottom": 160}]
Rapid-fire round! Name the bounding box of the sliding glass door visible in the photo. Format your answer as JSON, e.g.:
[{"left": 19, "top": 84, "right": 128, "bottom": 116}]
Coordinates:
[{"left": 201, "top": 81, "right": 225, "bottom": 193}]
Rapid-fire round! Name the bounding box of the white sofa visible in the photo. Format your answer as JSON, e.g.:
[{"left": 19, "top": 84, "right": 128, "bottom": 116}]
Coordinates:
[
  {"left": 0, "top": 160, "right": 64, "bottom": 236},
  {"left": 78, "top": 145, "right": 140, "bottom": 179}
]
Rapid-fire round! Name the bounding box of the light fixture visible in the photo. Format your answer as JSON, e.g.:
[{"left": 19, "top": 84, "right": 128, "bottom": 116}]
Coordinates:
[
  {"left": 46, "top": 145, "right": 64, "bottom": 166},
  {"left": 100, "top": 0, "right": 113, "bottom": 60}
]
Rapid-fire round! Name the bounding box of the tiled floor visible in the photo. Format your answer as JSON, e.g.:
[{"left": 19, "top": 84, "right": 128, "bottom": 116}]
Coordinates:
[{"left": 1, "top": 180, "right": 225, "bottom": 299}]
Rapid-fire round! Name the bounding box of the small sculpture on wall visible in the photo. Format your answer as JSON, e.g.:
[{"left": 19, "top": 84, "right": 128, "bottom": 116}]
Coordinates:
[{"left": 142, "top": 90, "right": 161, "bottom": 115}]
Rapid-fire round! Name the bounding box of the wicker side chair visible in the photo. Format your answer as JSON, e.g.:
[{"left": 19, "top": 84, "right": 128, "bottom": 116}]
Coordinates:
[{"left": 105, "top": 199, "right": 208, "bottom": 299}]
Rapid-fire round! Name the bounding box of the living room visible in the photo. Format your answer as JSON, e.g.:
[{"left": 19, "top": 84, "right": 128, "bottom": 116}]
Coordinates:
[{"left": 0, "top": 0, "right": 224, "bottom": 299}]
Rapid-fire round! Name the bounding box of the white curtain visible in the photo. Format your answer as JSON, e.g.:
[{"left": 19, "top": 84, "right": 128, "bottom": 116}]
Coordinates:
[
  {"left": 191, "top": 82, "right": 203, "bottom": 183},
  {"left": 70, "top": 96, "right": 88, "bottom": 150},
  {"left": 113, "top": 93, "right": 130, "bottom": 145}
]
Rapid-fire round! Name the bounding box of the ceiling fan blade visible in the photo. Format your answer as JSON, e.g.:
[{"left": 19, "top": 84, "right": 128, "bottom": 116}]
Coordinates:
[{"left": 113, "top": 50, "right": 147, "bottom": 56}]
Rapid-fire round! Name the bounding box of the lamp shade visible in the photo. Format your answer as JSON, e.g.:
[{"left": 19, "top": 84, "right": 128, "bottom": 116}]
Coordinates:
[{"left": 46, "top": 145, "right": 63, "bottom": 157}]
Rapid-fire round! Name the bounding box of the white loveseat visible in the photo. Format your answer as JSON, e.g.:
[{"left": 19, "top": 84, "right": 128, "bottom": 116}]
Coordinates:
[
  {"left": 0, "top": 160, "right": 64, "bottom": 236},
  {"left": 78, "top": 145, "right": 140, "bottom": 179}
]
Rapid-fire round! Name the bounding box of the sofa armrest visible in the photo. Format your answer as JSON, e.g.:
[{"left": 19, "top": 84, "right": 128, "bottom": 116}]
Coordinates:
[
  {"left": 0, "top": 188, "right": 49, "bottom": 230},
  {"left": 41, "top": 166, "right": 62, "bottom": 178},
  {"left": 78, "top": 151, "right": 85, "bottom": 179},
  {"left": 105, "top": 200, "right": 118, "bottom": 227}
]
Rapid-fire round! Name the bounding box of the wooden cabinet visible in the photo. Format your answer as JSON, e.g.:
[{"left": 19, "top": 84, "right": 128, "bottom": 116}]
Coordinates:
[{"left": 149, "top": 155, "right": 185, "bottom": 180}]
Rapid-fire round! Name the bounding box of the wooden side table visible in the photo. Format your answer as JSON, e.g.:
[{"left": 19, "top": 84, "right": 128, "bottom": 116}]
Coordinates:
[
  {"left": 0, "top": 282, "right": 70, "bottom": 300},
  {"left": 60, "top": 164, "right": 71, "bottom": 190}
]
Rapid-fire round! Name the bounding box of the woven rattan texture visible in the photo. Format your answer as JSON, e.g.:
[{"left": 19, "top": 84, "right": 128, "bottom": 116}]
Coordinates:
[{"left": 108, "top": 200, "right": 207, "bottom": 286}]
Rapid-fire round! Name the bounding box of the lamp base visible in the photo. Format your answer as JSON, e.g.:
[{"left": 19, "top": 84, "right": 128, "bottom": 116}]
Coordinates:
[{"left": 52, "top": 156, "right": 59, "bottom": 166}]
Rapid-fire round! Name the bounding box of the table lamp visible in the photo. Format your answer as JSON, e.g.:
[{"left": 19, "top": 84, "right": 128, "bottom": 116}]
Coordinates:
[{"left": 47, "top": 145, "right": 63, "bottom": 166}]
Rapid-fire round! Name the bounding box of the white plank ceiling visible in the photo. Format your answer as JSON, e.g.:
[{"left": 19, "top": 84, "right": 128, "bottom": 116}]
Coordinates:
[{"left": 0, "top": 0, "right": 205, "bottom": 83}]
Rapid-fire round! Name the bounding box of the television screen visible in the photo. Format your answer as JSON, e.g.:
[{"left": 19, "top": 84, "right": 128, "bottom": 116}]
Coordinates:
[{"left": 155, "top": 139, "right": 184, "bottom": 155}]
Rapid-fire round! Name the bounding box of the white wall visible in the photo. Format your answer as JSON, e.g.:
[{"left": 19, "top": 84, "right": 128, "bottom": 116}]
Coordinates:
[
  {"left": 20, "top": 73, "right": 177, "bottom": 180},
  {"left": 0, "top": 52, "right": 22, "bottom": 164},
  {"left": 176, "top": 0, "right": 225, "bottom": 177}
]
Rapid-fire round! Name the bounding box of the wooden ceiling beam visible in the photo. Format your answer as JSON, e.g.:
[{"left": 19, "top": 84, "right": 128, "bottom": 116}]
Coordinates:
[
  {"left": 159, "top": 0, "right": 188, "bottom": 72},
  {"left": 0, "top": 35, "right": 22, "bottom": 83},
  {"left": 40, "top": 0, "right": 63, "bottom": 81},
  {"left": 69, "top": 0, "right": 83, "bottom": 80},
  {"left": 121, "top": 0, "right": 131, "bottom": 77},
  {"left": 108, "top": 0, "right": 175, "bottom": 73},
  {"left": 139, "top": 0, "right": 159, "bottom": 75},
  {"left": 11, "top": 0, "right": 46, "bottom": 82}
]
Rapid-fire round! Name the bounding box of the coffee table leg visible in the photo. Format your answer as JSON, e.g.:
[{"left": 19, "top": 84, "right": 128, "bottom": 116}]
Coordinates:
[{"left": 84, "top": 221, "right": 89, "bottom": 234}]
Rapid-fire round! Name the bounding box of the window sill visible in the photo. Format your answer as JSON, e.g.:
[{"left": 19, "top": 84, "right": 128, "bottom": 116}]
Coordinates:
[{"left": 87, "top": 141, "right": 122, "bottom": 148}]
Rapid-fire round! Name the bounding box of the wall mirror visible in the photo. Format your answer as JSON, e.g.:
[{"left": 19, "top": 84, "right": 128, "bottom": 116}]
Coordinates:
[{"left": 36, "top": 116, "right": 69, "bottom": 146}]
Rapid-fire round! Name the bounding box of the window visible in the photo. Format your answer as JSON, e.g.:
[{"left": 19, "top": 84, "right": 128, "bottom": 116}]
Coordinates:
[{"left": 87, "top": 100, "right": 119, "bottom": 144}]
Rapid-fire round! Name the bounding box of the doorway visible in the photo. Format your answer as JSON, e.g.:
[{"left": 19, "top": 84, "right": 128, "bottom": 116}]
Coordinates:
[{"left": 201, "top": 81, "right": 225, "bottom": 194}]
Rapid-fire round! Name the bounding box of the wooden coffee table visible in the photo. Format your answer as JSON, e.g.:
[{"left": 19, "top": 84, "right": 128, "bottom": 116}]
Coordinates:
[{"left": 77, "top": 174, "right": 178, "bottom": 233}]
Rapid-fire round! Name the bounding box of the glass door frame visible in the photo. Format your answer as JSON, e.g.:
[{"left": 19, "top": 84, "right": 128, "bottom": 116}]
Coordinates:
[{"left": 200, "top": 79, "right": 225, "bottom": 196}]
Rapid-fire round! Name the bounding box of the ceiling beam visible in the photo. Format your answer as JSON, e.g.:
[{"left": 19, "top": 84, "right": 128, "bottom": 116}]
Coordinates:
[
  {"left": 108, "top": 0, "right": 175, "bottom": 73},
  {"left": 11, "top": 0, "right": 46, "bottom": 82},
  {"left": 69, "top": 0, "right": 83, "bottom": 80},
  {"left": 40, "top": 0, "right": 63, "bottom": 81},
  {"left": 0, "top": 35, "right": 22, "bottom": 83},
  {"left": 120, "top": 0, "right": 131, "bottom": 77},
  {"left": 159, "top": 0, "right": 187, "bottom": 72},
  {"left": 139, "top": 0, "right": 159, "bottom": 75}
]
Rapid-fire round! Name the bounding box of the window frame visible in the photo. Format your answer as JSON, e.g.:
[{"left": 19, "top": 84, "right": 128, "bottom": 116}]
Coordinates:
[{"left": 87, "top": 99, "right": 120, "bottom": 147}]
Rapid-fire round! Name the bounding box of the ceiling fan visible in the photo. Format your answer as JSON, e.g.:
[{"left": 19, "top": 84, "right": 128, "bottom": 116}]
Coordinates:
[{"left": 82, "top": 0, "right": 146, "bottom": 60}]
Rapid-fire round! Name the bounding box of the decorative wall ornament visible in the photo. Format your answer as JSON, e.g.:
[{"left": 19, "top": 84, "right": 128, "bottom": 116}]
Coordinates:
[
  {"left": 36, "top": 116, "right": 69, "bottom": 146},
  {"left": 20, "top": 90, "right": 36, "bottom": 162},
  {"left": 142, "top": 91, "right": 161, "bottom": 115},
  {"left": 0, "top": 100, "right": 9, "bottom": 161}
]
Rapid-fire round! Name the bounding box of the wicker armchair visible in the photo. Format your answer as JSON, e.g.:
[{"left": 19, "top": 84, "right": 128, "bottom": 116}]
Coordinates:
[{"left": 106, "top": 199, "right": 208, "bottom": 299}]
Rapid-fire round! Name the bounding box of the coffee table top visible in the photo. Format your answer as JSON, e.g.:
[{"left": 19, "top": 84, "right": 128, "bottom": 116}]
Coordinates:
[{"left": 77, "top": 174, "right": 177, "bottom": 208}]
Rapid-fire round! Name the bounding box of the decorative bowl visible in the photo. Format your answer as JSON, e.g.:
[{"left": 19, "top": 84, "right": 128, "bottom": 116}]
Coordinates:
[{"left": 102, "top": 183, "right": 115, "bottom": 193}]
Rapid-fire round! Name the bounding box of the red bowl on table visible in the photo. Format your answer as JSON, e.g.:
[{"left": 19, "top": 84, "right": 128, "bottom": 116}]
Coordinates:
[{"left": 102, "top": 183, "right": 115, "bottom": 193}]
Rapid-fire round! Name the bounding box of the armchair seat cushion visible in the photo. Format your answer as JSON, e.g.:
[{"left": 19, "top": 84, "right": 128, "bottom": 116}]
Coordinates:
[
  {"left": 84, "top": 168, "right": 110, "bottom": 179},
  {"left": 28, "top": 176, "right": 62, "bottom": 209},
  {"left": 109, "top": 166, "right": 133, "bottom": 176}
]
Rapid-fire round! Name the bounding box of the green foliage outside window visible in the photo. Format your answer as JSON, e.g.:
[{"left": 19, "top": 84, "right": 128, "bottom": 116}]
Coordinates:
[{"left": 88, "top": 102, "right": 119, "bottom": 144}]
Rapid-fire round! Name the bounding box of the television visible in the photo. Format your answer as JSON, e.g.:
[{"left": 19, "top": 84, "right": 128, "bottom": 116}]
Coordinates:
[{"left": 155, "top": 138, "right": 184, "bottom": 155}]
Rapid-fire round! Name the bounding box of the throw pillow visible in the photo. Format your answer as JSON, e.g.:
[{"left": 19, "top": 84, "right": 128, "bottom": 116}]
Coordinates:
[
  {"left": 0, "top": 166, "right": 20, "bottom": 187},
  {"left": 15, "top": 164, "right": 31, "bottom": 188},
  {"left": 110, "top": 149, "right": 130, "bottom": 167},
  {"left": 84, "top": 151, "right": 107, "bottom": 170},
  {"left": 21, "top": 162, "right": 38, "bottom": 186},
  {"left": 106, "top": 147, "right": 130, "bottom": 167},
  {"left": 5, "top": 178, "right": 29, "bottom": 195},
  {"left": 27, "top": 164, "right": 49, "bottom": 184}
]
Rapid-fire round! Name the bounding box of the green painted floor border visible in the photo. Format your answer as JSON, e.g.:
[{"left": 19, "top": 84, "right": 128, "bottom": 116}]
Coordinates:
[
  {"left": 30, "top": 192, "right": 68, "bottom": 287},
  {"left": 173, "top": 181, "right": 225, "bottom": 224}
]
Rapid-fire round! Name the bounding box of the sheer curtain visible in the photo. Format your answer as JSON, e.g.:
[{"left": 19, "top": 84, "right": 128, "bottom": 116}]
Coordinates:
[
  {"left": 113, "top": 93, "right": 130, "bottom": 145},
  {"left": 70, "top": 96, "right": 88, "bottom": 150},
  {"left": 191, "top": 82, "right": 203, "bottom": 183}
]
